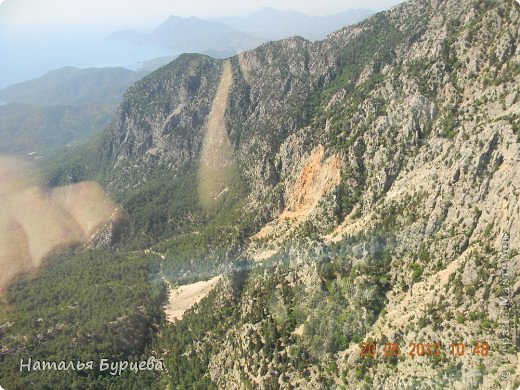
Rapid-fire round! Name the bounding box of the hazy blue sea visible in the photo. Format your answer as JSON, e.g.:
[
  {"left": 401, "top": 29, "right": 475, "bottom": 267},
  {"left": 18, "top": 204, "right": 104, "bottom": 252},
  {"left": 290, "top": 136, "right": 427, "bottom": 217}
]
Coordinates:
[{"left": 0, "top": 32, "right": 172, "bottom": 88}]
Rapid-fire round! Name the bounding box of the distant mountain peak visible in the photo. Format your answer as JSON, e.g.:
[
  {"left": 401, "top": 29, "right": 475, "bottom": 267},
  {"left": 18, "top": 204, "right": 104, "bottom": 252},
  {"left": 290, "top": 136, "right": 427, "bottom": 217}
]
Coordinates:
[
  {"left": 251, "top": 7, "right": 307, "bottom": 17},
  {"left": 213, "top": 7, "right": 375, "bottom": 40},
  {"left": 108, "top": 14, "right": 263, "bottom": 56}
]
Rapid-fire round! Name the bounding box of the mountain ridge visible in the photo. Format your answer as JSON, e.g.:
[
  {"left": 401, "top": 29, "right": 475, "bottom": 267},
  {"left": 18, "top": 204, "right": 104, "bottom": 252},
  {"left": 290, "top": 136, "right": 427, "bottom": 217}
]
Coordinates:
[
  {"left": 79, "top": 0, "right": 520, "bottom": 386},
  {"left": 0, "top": 66, "right": 147, "bottom": 106},
  {"left": 106, "top": 7, "right": 375, "bottom": 58}
]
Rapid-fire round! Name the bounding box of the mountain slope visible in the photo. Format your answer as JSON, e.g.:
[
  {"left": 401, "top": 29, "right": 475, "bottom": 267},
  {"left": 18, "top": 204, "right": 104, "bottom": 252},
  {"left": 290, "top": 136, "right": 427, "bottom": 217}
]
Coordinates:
[
  {"left": 91, "top": 0, "right": 520, "bottom": 387},
  {"left": 0, "top": 103, "right": 114, "bottom": 154},
  {"left": 3, "top": 0, "right": 519, "bottom": 388}
]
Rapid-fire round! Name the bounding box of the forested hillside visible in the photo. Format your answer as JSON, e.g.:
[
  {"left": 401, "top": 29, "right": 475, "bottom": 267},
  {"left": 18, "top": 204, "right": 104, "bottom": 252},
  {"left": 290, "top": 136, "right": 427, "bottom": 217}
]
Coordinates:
[
  {"left": 1, "top": 0, "right": 519, "bottom": 388},
  {"left": 0, "top": 67, "right": 147, "bottom": 154}
]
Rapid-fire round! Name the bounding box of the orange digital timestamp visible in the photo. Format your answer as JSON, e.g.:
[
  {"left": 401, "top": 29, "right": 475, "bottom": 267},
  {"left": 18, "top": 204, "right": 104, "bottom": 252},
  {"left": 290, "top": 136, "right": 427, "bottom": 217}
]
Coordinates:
[{"left": 360, "top": 341, "right": 490, "bottom": 358}]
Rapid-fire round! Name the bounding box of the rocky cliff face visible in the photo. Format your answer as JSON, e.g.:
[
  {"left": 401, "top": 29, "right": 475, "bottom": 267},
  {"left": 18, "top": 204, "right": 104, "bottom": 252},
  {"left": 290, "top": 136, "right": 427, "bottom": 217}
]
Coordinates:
[{"left": 64, "top": 0, "right": 519, "bottom": 388}]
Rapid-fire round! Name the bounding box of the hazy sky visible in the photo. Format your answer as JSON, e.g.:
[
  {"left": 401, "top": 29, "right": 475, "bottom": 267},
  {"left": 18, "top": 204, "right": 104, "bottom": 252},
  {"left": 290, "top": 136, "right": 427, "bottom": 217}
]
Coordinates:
[{"left": 0, "top": 0, "right": 406, "bottom": 29}]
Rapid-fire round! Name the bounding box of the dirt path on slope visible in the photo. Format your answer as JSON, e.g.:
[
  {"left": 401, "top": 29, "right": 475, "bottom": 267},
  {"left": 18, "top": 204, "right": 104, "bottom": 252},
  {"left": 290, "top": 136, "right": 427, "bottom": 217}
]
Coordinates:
[{"left": 198, "top": 60, "right": 235, "bottom": 208}]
